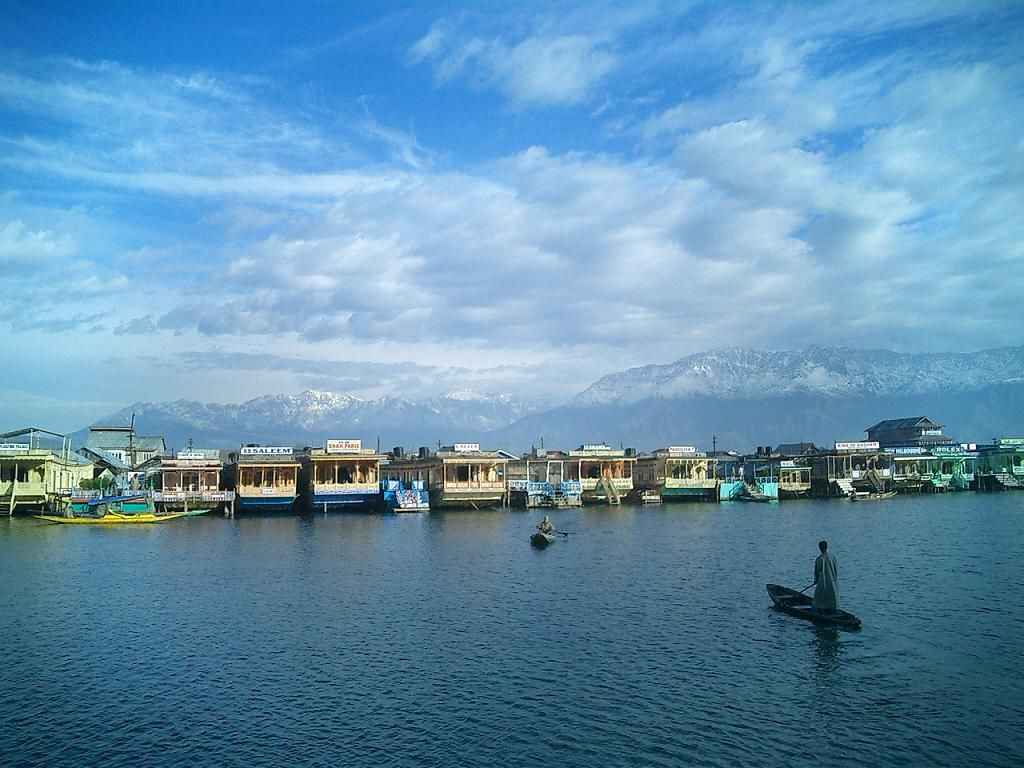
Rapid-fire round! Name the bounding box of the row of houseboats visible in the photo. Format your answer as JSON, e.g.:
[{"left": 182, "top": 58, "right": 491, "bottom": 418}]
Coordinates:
[{"left": 3, "top": 417, "right": 1022, "bottom": 519}]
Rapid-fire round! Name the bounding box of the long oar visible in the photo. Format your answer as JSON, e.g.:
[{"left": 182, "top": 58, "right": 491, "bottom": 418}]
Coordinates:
[
  {"left": 554, "top": 529, "right": 572, "bottom": 537},
  {"left": 798, "top": 582, "right": 815, "bottom": 594}
]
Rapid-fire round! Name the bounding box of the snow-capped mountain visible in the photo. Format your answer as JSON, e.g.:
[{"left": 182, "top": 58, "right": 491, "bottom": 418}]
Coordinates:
[
  {"left": 82, "top": 389, "right": 537, "bottom": 450},
  {"left": 576, "top": 346, "right": 1024, "bottom": 405},
  {"left": 75, "top": 346, "right": 1024, "bottom": 452}
]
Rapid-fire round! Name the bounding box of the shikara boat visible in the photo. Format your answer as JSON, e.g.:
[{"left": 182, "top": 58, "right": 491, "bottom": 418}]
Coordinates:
[
  {"left": 35, "top": 511, "right": 187, "bottom": 524},
  {"left": 530, "top": 531, "right": 555, "bottom": 548},
  {"left": 766, "top": 583, "right": 862, "bottom": 629},
  {"left": 849, "top": 490, "right": 897, "bottom": 502}
]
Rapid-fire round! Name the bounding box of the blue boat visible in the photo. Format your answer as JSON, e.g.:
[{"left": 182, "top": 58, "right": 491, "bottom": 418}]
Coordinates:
[{"left": 382, "top": 479, "right": 430, "bottom": 512}]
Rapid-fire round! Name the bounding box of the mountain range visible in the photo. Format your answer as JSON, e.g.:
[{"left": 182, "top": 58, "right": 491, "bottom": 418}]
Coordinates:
[{"left": 76, "top": 346, "right": 1024, "bottom": 453}]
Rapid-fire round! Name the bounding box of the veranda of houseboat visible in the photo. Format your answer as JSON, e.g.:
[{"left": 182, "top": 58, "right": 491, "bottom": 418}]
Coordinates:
[
  {"left": 304, "top": 440, "right": 382, "bottom": 511},
  {"left": 232, "top": 447, "right": 300, "bottom": 512},
  {"left": 777, "top": 459, "right": 812, "bottom": 499},
  {"left": 567, "top": 445, "right": 635, "bottom": 505},
  {"left": 743, "top": 458, "right": 779, "bottom": 500},
  {"left": 715, "top": 454, "right": 745, "bottom": 501},
  {"left": 146, "top": 450, "right": 233, "bottom": 515},
  {"left": 0, "top": 430, "right": 93, "bottom": 514},
  {"left": 810, "top": 442, "right": 890, "bottom": 497},
  {"left": 507, "top": 452, "right": 582, "bottom": 507}
]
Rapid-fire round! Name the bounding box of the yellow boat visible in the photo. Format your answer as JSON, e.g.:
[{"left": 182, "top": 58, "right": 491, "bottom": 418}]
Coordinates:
[{"left": 34, "top": 512, "right": 187, "bottom": 524}]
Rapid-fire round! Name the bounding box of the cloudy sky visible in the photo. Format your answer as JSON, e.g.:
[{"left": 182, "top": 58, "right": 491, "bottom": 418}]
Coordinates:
[{"left": 2, "top": 1, "right": 1021, "bottom": 430}]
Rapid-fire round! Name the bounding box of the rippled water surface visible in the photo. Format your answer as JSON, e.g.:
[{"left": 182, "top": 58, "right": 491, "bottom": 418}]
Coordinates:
[{"left": 2, "top": 494, "right": 1023, "bottom": 767}]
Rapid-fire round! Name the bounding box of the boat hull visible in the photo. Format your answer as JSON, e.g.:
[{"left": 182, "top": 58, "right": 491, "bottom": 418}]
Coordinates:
[
  {"left": 530, "top": 532, "right": 555, "bottom": 548},
  {"left": 309, "top": 491, "right": 381, "bottom": 512},
  {"left": 766, "top": 583, "right": 861, "bottom": 629},
  {"left": 236, "top": 496, "right": 296, "bottom": 512}
]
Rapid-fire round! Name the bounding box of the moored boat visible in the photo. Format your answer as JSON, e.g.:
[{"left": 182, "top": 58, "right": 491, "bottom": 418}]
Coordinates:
[
  {"left": 766, "top": 583, "right": 862, "bottom": 629},
  {"left": 35, "top": 511, "right": 187, "bottom": 524},
  {"left": 849, "top": 490, "right": 897, "bottom": 502}
]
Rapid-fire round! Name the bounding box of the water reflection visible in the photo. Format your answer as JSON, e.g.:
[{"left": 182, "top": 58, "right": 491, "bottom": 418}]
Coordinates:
[{"left": 812, "top": 625, "right": 842, "bottom": 674}]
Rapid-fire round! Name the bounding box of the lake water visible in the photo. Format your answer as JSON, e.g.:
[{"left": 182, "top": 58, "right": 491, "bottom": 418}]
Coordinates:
[{"left": 2, "top": 493, "right": 1022, "bottom": 767}]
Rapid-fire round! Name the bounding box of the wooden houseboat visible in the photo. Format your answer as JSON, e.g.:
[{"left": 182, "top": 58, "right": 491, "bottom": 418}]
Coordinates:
[
  {"left": 929, "top": 444, "right": 978, "bottom": 491},
  {"left": 302, "top": 439, "right": 383, "bottom": 512},
  {"left": 714, "top": 452, "right": 745, "bottom": 501},
  {"left": 507, "top": 450, "right": 583, "bottom": 508},
  {"left": 141, "top": 449, "right": 233, "bottom": 516},
  {"left": 634, "top": 446, "right": 717, "bottom": 502},
  {"left": 810, "top": 442, "right": 891, "bottom": 497},
  {"left": 1, "top": 429, "right": 94, "bottom": 515},
  {"left": 385, "top": 443, "right": 509, "bottom": 509},
  {"left": 777, "top": 459, "right": 812, "bottom": 499},
  {"left": 230, "top": 446, "right": 300, "bottom": 512},
  {"left": 566, "top": 444, "right": 635, "bottom": 505},
  {"left": 976, "top": 437, "right": 1024, "bottom": 491},
  {"left": 742, "top": 449, "right": 779, "bottom": 500},
  {"left": 886, "top": 447, "right": 934, "bottom": 493}
]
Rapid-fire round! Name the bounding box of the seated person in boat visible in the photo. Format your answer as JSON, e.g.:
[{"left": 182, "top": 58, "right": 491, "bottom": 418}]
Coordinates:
[
  {"left": 537, "top": 516, "right": 554, "bottom": 535},
  {"left": 813, "top": 540, "right": 840, "bottom": 613}
]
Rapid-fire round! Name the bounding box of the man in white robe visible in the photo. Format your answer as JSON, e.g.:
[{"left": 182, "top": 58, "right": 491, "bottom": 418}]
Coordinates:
[{"left": 813, "top": 540, "right": 840, "bottom": 613}]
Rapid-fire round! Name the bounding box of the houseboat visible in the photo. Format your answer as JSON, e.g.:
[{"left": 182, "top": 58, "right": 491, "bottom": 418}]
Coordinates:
[
  {"left": 634, "top": 446, "right": 717, "bottom": 502},
  {"left": 385, "top": 443, "right": 509, "bottom": 509},
  {"left": 742, "top": 449, "right": 779, "bottom": 501},
  {"left": 141, "top": 449, "right": 233, "bottom": 516},
  {"left": 714, "top": 452, "right": 745, "bottom": 501},
  {"left": 929, "top": 444, "right": 978, "bottom": 491},
  {"left": 777, "top": 459, "right": 812, "bottom": 499},
  {"left": 976, "top": 437, "right": 1024, "bottom": 491},
  {"left": 507, "top": 450, "right": 583, "bottom": 508},
  {"left": 886, "top": 447, "right": 934, "bottom": 493},
  {"left": 1, "top": 428, "right": 94, "bottom": 515},
  {"left": 302, "top": 439, "right": 383, "bottom": 512},
  {"left": 231, "top": 446, "right": 300, "bottom": 512},
  {"left": 810, "top": 441, "right": 891, "bottom": 497},
  {"left": 566, "top": 444, "right": 635, "bottom": 505}
]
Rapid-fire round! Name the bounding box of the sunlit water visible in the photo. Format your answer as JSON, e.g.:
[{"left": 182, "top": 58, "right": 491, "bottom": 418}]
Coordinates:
[{"left": 2, "top": 494, "right": 1022, "bottom": 767}]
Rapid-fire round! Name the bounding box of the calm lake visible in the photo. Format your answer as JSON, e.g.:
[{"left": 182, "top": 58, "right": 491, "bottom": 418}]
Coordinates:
[{"left": 2, "top": 494, "right": 1022, "bottom": 767}]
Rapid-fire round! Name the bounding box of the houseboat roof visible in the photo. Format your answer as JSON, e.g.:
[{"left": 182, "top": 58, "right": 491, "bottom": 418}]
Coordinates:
[
  {"left": 234, "top": 446, "right": 300, "bottom": 465},
  {"left": 866, "top": 416, "right": 942, "bottom": 432},
  {"left": 84, "top": 428, "right": 166, "bottom": 453},
  {"left": 307, "top": 448, "right": 384, "bottom": 460},
  {"left": 776, "top": 442, "right": 819, "bottom": 456},
  {"left": 78, "top": 446, "right": 131, "bottom": 471},
  {"left": 568, "top": 444, "right": 634, "bottom": 458}
]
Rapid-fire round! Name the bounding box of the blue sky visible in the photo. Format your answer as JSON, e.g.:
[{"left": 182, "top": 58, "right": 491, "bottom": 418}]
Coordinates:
[{"left": 2, "top": 1, "right": 1022, "bottom": 430}]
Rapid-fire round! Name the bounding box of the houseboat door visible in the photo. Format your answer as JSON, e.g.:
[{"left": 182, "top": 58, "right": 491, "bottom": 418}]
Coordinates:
[{"left": 547, "top": 461, "right": 563, "bottom": 486}]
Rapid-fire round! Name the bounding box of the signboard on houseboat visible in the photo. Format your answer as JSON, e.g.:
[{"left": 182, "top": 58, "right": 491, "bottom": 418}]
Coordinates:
[
  {"left": 667, "top": 446, "right": 697, "bottom": 456},
  {"left": 240, "top": 446, "right": 293, "bottom": 456},
  {"left": 0, "top": 443, "right": 30, "bottom": 452},
  {"left": 326, "top": 439, "right": 362, "bottom": 454},
  {"left": 835, "top": 441, "right": 880, "bottom": 452},
  {"left": 177, "top": 450, "right": 210, "bottom": 460},
  {"left": 453, "top": 443, "right": 480, "bottom": 452},
  {"left": 885, "top": 447, "right": 926, "bottom": 455},
  {"left": 995, "top": 437, "right": 1024, "bottom": 447}
]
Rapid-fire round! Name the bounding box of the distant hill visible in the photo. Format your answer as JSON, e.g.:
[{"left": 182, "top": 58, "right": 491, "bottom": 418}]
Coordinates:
[{"left": 74, "top": 346, "right": 1024, "bottom": 453}]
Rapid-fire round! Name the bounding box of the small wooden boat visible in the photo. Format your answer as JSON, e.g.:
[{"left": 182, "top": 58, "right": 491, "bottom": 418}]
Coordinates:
[
  {"left": 766, "top": 584, "right": 861, "bottom": 629},
  {"left": 35, "top": 512, "right": 187, "bottom": 525},
  {"left": 849, "top": 490, "right": 897, "bottom": 502},
  {"left": 530, "top": 531, "right": 555, "bottom": 548},
  {"left": 640, "top": 490, "right": 662, "bottom": 504},
  {"left": 738, "top": 491, "right": 772, "bottom": 503}
]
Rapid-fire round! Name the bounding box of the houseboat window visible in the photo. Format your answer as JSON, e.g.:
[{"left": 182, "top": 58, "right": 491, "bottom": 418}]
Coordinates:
[
  {"left": 0, "top": 465, "right": 11, "bottom": 482},
  {"left": 457, "top": 465, "right": 470, "bottom": 482},
  {"left": 17, "top": 465, "right": 29, "bottom": 482}
]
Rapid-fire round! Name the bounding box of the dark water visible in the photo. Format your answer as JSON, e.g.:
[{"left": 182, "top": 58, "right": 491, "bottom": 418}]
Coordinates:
[{"left": 2, "top": 494, "right": 1022, "bottom": 767}]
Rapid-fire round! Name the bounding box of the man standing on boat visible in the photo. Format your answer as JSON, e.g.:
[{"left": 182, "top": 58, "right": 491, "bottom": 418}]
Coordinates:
[
  {"left": 813, "top": 540, "right": 840, "bottom": 613},
  {"left": 537, "top": 515, "right": 554, "bottom": 535}
]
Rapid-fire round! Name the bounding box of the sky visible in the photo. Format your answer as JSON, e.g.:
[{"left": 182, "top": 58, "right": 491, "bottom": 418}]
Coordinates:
[{"left": 1, "top": 1, "right": 1022, "bottom": 431}]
